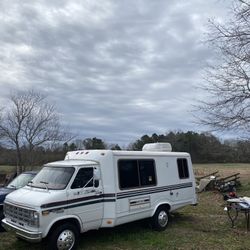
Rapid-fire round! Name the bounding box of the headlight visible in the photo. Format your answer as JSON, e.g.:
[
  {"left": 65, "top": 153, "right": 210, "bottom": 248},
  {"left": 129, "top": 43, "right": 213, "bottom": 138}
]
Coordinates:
[{"left": 29, "top": 211, "right": 40, "bottom": 227}]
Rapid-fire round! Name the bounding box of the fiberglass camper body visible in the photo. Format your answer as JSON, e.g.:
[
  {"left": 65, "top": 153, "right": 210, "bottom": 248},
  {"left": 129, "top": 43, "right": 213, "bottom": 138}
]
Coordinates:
[{"left": 2, "top": 143, "right": 197, "bottom": 250}]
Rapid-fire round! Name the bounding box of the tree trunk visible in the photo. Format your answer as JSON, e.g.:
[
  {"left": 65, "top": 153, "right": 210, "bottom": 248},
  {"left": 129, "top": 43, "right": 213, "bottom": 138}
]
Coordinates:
[{"left": 16, "top": 145, "right": 22, "bottom": 175}]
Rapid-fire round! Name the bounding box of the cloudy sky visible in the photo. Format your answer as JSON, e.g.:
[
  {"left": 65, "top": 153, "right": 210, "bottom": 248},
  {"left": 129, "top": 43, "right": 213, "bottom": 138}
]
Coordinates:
[{"left": 0, "top": 0, "right": 233, "bottom": 145}]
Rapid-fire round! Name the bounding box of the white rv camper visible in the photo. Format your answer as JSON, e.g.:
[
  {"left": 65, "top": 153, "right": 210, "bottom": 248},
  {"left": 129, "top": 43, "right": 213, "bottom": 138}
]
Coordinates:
[{"left": 2, "top": 143, "right": 197, "bottom": 250}]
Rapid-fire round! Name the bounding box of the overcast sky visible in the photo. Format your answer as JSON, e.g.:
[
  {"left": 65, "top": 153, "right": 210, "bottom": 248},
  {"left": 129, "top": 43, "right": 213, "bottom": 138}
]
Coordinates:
[{"left": 0, "top": 0, "right": 233, "bottom": 145}]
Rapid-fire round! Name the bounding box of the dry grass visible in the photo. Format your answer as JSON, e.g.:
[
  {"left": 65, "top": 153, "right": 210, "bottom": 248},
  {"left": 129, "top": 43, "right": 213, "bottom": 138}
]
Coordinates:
[
  {"left": 194, "top": 163, "right": 250, "bottom": 182},
  {"left": 0, "top": 165, "right": 16, "bottom": 174}
]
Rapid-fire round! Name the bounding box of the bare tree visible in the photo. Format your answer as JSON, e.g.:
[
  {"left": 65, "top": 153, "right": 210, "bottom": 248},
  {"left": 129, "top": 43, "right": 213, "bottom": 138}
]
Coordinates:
[
  {"left": 198, "top": 0, "right": 250, "bottom": 135},
  {"left": 0, "top": 90, "right": 68, "bottom": 174}
]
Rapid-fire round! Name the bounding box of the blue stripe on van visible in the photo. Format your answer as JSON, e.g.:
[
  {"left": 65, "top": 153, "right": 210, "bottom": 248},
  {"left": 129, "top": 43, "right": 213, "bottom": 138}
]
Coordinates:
[
  {"left": 41, "top": 193, "right": 115, "bottom": 209},
  {"left": 40, "top": 182, "right": 193, "bottom": 210},
  {"left": 117, "top": 182, "right": 193, "bottom": 199}
]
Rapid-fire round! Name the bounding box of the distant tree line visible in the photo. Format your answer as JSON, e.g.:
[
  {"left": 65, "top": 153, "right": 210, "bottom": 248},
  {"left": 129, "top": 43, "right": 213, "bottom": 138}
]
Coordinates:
[
  {"left": 128, "top": 132, "right": 250, "bottom": 163},
  {"left": 0, "top": 132, "right": 250, "bottom": 169}
]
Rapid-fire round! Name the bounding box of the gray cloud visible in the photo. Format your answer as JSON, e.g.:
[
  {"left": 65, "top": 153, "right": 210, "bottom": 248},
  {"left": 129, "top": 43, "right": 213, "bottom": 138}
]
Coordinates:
[{"left": 0, "top": 0, "right": 233, "bottom": 145}]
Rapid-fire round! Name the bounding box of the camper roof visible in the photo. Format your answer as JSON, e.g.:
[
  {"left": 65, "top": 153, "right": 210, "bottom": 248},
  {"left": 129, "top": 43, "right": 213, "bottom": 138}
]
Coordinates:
[
  {"left": 65, "top": 149, "right": 190, "bottom": 160},
  {"left": 44, "top": 159, "right": 98, "bottom": 167}
]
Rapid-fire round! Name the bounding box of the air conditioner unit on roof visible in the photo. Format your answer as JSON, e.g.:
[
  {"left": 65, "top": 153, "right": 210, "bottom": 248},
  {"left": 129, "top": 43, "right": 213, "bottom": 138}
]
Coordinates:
[{"left": 142, "top": 143, "right": 172, "bottom": 152}]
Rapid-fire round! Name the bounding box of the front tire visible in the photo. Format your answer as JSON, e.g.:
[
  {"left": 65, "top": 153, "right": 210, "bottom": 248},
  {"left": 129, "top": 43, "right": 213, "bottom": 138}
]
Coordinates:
[
  {"left": 48, "top": 223, "right": 79, "bottom": 250},
  {"left": 151, "top": 206, "right": 169, "bottom": 231},
  {"left": 0, "top": 210, "right": 5, "bottom": 232}
]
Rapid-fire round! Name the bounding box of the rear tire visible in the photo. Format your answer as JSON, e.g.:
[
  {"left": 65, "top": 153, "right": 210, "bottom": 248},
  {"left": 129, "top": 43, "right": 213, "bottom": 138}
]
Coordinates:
[
  {"left": 48, "top": 222, "right": 79, "bottom": 250},
  {"left": 151, "top": 206, "right": 169, "bottom": 231}
]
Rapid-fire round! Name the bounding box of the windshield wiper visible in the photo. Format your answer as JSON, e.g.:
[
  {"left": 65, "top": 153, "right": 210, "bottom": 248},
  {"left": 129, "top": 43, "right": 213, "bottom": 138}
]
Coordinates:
[
  {"left": 8, "top": 184, "right": 16, "bottom": 189},
  {"left": 28, "top": 180, "right": 33, "bottom": 187},
  {"left": 40, "top": 181, "right": 49, "bottom": 191}
]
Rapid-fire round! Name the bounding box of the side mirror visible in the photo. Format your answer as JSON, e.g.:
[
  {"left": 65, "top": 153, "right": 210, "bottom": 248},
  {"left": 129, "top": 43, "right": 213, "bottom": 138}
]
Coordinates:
[
  {"left": 94, "top": 180, "right": 99, "bottom": 188},
  {"left": 94, "top": 168, "right": 101, "bottom": 180}
]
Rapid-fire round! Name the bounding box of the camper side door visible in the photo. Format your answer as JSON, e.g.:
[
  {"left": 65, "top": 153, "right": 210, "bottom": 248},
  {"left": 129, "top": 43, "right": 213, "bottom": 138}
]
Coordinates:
[{"left": 116, "top": 159, "right": 156, "bottom": 220}]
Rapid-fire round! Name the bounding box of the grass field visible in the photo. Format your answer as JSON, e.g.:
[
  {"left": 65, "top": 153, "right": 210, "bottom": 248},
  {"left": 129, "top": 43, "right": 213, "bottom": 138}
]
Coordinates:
[
  {"left": 0, "top": 163, "right": 250, "bottom": 250},
  {"left": 0, "top": 165, "right": 16, "bottom": 174},
  {"left": 0, "top": 165, "right": 41, "bottom": 175}
]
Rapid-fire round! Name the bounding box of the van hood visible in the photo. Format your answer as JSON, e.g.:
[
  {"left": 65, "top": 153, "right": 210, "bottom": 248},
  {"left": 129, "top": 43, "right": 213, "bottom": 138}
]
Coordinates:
[{"left": 4, "top": 186, "right": 66, "bottom": 209}]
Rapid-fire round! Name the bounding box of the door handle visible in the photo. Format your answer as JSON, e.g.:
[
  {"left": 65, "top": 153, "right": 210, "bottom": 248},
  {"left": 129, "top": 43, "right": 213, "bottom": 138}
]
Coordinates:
[
  {"left": 95, "top": 191, "right": 103, "bottom": 196},
  {"left": 73, "top": 191, "right": 81, "bottom": 195},
  {"left": 170, "top": 190, "right": 173, "bottom": 196}
]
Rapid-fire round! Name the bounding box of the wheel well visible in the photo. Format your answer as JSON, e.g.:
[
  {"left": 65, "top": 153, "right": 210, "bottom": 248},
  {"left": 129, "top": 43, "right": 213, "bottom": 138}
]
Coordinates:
[
  {"left": 48, "top": 218, "right": 81, "bottom": 236},
  {"left": 157, "top": 203, "right": 171, "bottom": 212}
]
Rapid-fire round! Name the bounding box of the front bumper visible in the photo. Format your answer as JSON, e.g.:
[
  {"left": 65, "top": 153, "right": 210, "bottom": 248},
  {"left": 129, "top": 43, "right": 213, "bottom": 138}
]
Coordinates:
[{"left": 2, "top": 219, "right": 42, "bottom": 242}]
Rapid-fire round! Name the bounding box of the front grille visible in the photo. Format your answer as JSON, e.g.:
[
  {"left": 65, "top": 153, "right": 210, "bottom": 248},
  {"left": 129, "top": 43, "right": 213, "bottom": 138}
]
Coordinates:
[{"left": 4, "top": 203, "right": 37, "bottom": 227}]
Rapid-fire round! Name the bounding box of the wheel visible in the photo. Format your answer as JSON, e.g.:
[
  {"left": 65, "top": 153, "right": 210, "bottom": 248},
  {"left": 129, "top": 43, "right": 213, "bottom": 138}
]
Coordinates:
[
  {"left": 48, "top": 223, "right": 79, "bottom": 250},
  {"left": 0, "top": 225, "right": 5, "bottom": 232},
  {"left": 151, "top": 206, "right": 169, "bottom": 231},
  {"left": 0, "top": 211, "right": 5, "bottom": 232}
]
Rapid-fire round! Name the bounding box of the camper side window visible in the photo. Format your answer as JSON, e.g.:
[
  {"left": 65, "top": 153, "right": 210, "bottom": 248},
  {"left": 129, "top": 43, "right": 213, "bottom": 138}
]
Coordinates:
[
  {"left": 139, "top": 160, "right": 156, "bottom": 186},
  {"left": 118, "top": 159, "right": 156, "bottom": 189},
  {"left": 118, "top": 160, "right": 139, "bottom": 189},
  {"left": 71, "top": 168, "right": 94, "bottom": 189},
  {"left": 177, "top": 158, "right": 189, "bottom": 179}
]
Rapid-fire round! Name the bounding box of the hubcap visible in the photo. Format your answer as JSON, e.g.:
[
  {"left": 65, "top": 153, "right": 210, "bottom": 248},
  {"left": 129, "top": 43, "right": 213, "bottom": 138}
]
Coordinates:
[
  {"left": 57, "top": 229, "right": 75, "bottom": 250},
  {"left": 158, "top": 210, "right": 168, "bottom": 227}
]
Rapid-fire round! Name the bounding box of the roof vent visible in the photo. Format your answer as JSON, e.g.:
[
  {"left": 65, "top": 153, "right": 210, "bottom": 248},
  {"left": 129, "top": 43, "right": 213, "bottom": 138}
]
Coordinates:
[{"left": 142, "top": 143, "right": 172, "bottom": 152}]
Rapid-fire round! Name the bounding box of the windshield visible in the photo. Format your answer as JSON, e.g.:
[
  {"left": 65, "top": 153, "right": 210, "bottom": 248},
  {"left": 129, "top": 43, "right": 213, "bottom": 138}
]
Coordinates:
[
  {"left": 28, "top": 166, "right": 75, "bottom": 190},
  {"left": 7, "top": 173, "right": 35, "bottom": 189}
]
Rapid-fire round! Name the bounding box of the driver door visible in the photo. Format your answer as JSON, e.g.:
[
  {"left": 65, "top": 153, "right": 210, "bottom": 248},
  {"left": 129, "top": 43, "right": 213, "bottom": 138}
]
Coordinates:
[{"left": 67, "top": 166, "right": 103, "bottom": 231}]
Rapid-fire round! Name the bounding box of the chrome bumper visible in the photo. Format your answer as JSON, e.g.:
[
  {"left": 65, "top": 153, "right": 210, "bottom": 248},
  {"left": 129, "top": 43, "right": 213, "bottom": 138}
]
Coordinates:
[{"left": 2, "top": 219, "right": 42, "bottom": 242}]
